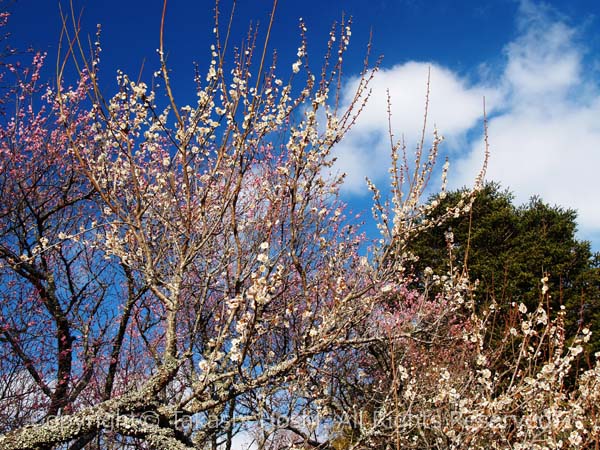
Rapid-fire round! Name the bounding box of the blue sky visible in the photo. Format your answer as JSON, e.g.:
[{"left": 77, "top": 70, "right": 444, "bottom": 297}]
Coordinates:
[{"left": 5, "top": 0, "right": 600, "bottom": 250}]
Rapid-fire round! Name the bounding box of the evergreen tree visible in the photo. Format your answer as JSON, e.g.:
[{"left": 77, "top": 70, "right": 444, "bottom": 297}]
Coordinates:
[{"left": 408, "top": 182, "right": 600, "bottom": 353}]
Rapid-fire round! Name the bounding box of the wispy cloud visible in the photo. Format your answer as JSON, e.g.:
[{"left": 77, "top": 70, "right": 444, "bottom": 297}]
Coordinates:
[
  {"left": 455, "top": 0, "right": 600, "bottom": 240},
  {"left": 337, "top": 0, "right": 600, "bottom": 244}
]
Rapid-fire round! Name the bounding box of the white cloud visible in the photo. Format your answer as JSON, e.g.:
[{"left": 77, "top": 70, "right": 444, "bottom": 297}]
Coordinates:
[
  {"left": 454, "top": 0, "right": 600, "bottom": 240},
  {"left": 504, "top": 1, "right": 582, "bottom": 100},
  {"left": 337, "top": 0, "right": 600, "bottom": 244},
  {"left": 335, "top": 62, "right": 500, "bottom": 194}
]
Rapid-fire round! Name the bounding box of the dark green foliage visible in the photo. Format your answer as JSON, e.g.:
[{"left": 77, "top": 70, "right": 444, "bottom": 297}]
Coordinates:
[{"left": 408, "top": 182, "right": 600, "bottom": 353}]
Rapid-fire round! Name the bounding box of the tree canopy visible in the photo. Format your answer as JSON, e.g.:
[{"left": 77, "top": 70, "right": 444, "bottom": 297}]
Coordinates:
[{"left": 408, "top": 182, "right": 600, "bottom": 352}]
